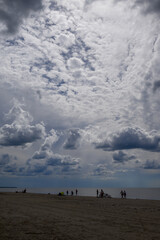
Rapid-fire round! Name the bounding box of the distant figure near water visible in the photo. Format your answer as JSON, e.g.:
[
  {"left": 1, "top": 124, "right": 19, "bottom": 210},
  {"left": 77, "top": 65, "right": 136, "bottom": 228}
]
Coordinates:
[
  {"left": 100, "top": 189, "right": 104, "bottom": 198},
  {"left": 96, "top": 189, "right": 99, "bottom": 198},
  {"left": 22, "top": 188, "right": 26, "bottom": 193},
  {"left": 76, "top": 189, "right": 78, "bottom": 196},
  {"left": 120, "top": 190, "right": 124, "bottom": 198},
  {"left": 120, "top": 190, "right": 127, "bottom": 199}
]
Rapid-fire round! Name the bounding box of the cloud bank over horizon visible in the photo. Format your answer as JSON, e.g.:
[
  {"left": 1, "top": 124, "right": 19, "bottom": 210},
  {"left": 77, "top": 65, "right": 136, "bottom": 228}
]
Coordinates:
[{"left": 0, "top": 0, "right": 160, "bottom": 187}]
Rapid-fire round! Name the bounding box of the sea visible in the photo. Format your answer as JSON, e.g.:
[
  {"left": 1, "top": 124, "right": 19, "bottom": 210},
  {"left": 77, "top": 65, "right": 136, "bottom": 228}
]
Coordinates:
[{"left": 0, "top": 187, "right": 160, "bottom": 200}]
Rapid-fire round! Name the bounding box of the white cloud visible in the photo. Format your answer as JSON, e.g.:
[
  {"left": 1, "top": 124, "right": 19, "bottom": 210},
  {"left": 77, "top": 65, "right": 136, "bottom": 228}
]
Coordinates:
[
  {"left": 0, "top": 100, "right": 45, "bottom": 147},
  {"left": 57, "top": 33, "right": 75, "bottom": 48},
  {"left": 67, "top": 57, "right": 83, "bottom": 69},
  {"left": 0, "top": 0, "right": 160, "bottom": 185},
  {"left": 0, "top": 0, "right": 157, "bottom": 132}
]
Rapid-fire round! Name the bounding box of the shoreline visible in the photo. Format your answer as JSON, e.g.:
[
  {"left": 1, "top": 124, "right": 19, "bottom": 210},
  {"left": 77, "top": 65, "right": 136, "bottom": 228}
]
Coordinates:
[
  {"left": 1, "top": 191, "right": 160, "bottom": 201},
  {"left": 1, "top": 192, "right": 160, "bottom": 239},
  {"left": 1, "top": 187, "right": 160, "bottom": 201}
]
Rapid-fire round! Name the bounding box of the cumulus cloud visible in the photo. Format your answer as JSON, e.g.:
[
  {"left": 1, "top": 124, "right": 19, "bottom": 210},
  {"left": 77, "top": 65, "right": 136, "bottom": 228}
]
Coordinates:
[
  {"left": 27, "top": 153, "right": 80, "bottom": 176},
  {"left": 47, "top": 154, "right": 79, "bottom": 167},
  {"left": 67, "top": 57, "right": 83, "bottom": 70},
  {"left": 0, "top": 0, "right": 43, "bottom": 34},
  {"left": 32, "top": 129, "right": 59, "bottom": 159},
  {"left": 0, "top": 0, "right": 160, "bottom": 185},
  {"left": 0, "top": 123, "right": 45, "bottom": 147},
  {"left": 63, "top": 129, "right": 81, "bottom": 150},
  {"left": 41, "top": 129, "right": 59, "bottom": 151},
  {"left": 95, "top": 127, "right": 160, "bottom": 152},
  {"left": 143, "top": 160, "right": 160, "bottom": 169},
  {"left": 27, "top": 130, "right": 80, "bottom": 176},
  {"left": 113, "top": 150, "right": 136, "bottom": 163},
  {"left": 0, "top": 100, "right": 45, "bottom": 147}
]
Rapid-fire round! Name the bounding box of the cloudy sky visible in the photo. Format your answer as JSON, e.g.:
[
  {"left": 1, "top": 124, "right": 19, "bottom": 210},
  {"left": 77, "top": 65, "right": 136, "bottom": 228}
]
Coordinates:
[{"left": 0, "top": 0, "right": 160, "bottom": 188}]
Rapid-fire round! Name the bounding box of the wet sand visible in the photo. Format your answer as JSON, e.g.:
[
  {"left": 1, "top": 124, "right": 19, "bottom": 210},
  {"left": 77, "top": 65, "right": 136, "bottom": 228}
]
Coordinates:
[{"left": 0, "top": 192, "right": 160, "bottom": 240}]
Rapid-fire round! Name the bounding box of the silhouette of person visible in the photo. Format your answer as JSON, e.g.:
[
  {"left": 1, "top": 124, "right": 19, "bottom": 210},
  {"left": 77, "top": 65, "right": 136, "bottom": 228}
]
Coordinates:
[
  {"left": 120, "top": 190, "right": 124, "bottom": 198},
  {"left": 100, "top": 189, "right": 104, "bottom": 198},
  {"left": 123, "top": 190, "right": 126, "bottom": 199},
  {"left": 76, "top": 189, "right": 78, "bottom": 196},
  {"left": 97, "top": 189, "right": 99, "bottom": 197},
  {"left": 66, "top": 190, "right": 69, "bottom": 195},
  {"left": 71, "top": 190, "right": 73, "bottom": 196}
]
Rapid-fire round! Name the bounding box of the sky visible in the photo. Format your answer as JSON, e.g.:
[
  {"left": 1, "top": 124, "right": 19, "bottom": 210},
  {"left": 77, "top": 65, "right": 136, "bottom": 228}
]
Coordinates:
[{"left": 0, "top": 0, "right": 160, "bottom": 188}]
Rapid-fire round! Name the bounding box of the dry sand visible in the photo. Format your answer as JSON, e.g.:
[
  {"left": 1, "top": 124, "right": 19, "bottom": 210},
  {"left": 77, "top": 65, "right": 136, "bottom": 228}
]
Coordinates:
[{"left": 0, "top": 192, "right": 160, "bottom": 240}]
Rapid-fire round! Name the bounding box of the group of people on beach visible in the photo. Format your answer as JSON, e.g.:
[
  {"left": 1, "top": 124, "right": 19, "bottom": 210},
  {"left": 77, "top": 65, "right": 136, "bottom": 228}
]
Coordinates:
[
  {"left": 96, "top": 189, "right": 127, "bottom": 199},
  {"left": 66, "top": 189, "right": 78, "bottom": 196},
  {"left": 120, "top": 190, "right": 127, "bottom": 198},
  {"left": 16, "top": 188, "right": 26, "bottom": 193},
  {"left": 96, "top": 189, "right": 111, "bottom": 198},
  {"left": 97, "top": 189, "right": 104, "bottom": 198}
]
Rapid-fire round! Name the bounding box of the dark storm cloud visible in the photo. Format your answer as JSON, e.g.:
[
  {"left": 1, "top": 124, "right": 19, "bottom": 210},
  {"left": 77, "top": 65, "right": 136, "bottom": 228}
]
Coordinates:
[
  {"left": 0, "top": 0, "right": 43, "bottom": 33},
  {"left": 153, "top": 81, "right": 160, "bottom": 92},
  {"left": 143, "top": 160, "right": 160, "bottom": 169},
  {"left": 95, "top": 127, "right": 160, "bottom": 152},
  {"left": 113, "top": 151, "right": 136, "bottom": 163},
  {"left": 63, "top": 129, "right": 81, "bottom": 150},
  {"left": 0, "top": 123, "right": 45, "bottom": 147}
]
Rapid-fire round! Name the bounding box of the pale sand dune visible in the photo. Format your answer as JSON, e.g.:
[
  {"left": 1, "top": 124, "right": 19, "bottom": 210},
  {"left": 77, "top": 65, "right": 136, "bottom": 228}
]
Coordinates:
[{"left": 0, "top": 193, "right": 160, "bottom": 240}]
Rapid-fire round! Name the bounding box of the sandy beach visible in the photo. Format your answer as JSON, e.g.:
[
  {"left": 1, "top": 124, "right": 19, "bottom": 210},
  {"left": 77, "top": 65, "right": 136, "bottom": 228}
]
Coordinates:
[{"left": 0, "top": 192, "right": 160, "bottom": 240}]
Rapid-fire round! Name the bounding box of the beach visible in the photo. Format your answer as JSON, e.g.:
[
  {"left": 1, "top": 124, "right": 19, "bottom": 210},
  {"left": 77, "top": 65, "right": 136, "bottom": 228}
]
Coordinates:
[{"left": 0, "top": 193, "right": 160, "bottom": 240}]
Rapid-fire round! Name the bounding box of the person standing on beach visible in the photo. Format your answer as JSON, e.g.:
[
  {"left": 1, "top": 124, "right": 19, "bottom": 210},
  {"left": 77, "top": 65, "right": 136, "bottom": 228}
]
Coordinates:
[
  {"left": 120, "top": 190, "right": 124, "bottom": 198},
  {"left": 100, "top": 189, "right": 104, "bottom": 198},
  {"left": 66, "top": 190, "right": 69, "bottom": 196},
  {"left": 76, "top": 189, "right": 78, "bottom": 196},
  {"left": 97, "top": 189, "right": 99, "bottom": 198},
  {"left": 123, "top": 190, "right": 126, "bottom": 199}
]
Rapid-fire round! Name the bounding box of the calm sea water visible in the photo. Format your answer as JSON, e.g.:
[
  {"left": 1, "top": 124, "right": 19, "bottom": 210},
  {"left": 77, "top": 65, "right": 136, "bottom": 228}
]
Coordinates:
[{"left": 1, "top": 187, "right": 160, "bottom": 200}]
